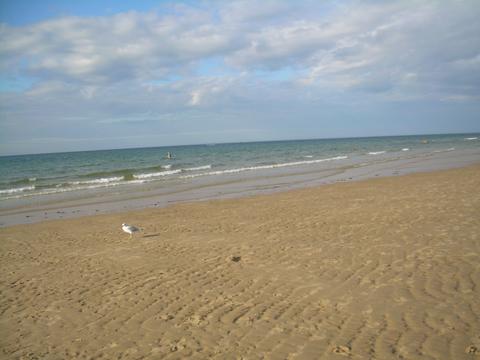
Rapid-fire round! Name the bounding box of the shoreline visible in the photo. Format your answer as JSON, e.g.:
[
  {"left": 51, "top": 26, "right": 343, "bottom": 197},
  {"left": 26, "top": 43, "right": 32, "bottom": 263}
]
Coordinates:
[
  {"left": 1, "top": 147, "right": 479, "bottom": 228},
  {"left": 1, "top": 163, "right": 479, "bottom": 359}
]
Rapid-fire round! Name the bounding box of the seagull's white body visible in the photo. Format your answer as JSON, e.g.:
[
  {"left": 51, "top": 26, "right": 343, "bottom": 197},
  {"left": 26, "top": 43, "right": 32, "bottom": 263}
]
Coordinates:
[{"left": 122, "top": 223, "right": 139, "bottom": 237}]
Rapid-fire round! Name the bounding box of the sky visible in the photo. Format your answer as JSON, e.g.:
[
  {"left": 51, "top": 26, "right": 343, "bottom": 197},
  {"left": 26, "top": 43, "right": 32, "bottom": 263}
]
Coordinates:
[{"left": 0, "top": 0, "right": 479, "bottom": 155}]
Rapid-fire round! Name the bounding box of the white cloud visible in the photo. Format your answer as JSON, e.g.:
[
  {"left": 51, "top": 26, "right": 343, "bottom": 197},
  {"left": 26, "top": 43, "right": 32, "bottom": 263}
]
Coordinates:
[
  {"left": 0, "top": 0, "right": 479, "bottom": 154},
  {"left": 189, "top": 91, "right": 201, "bottom": 106},
  {"left": 0, "top": 0, "right": 478, "bottom": 97},
  {"left": 0, "top": 9, "right": 239, "bottom": 84}
]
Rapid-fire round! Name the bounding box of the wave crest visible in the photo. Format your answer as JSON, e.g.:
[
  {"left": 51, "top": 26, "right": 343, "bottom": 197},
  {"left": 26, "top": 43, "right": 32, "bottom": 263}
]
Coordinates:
[
  {"left": 181, "top": 156, "right": 347, "bottom": 179},
  {"left": 0, "top": 185, "right": 35, "bottom": 195}
]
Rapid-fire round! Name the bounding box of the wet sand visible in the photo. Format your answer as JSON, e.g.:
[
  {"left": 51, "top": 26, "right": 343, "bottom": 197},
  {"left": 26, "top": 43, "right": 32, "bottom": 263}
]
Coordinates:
[{"left": 1, "top": 165, "right": 479, "bottom": 359}]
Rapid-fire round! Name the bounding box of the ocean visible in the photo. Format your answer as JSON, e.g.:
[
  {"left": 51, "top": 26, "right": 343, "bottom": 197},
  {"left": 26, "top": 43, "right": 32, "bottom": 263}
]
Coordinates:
[{"left": 0, "top": 133, "right": 479, "bottom": 203}]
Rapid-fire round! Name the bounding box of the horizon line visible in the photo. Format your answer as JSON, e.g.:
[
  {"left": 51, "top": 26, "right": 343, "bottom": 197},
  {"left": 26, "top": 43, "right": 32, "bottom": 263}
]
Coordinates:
[{"left": 1, "top": 131, "right": 479, "bottom": 157}]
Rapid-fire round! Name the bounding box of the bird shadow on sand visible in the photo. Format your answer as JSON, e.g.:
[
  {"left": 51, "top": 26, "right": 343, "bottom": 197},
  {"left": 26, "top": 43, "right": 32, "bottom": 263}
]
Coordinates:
[{"left": 142, "top": 233, "right": 160, "bottom": 238}]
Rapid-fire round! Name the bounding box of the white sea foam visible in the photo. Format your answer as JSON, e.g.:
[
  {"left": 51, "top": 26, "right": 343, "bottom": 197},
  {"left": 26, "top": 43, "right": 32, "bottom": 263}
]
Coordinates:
[
  {"left": 163, "top": 164, "right": 172, "bottom": 169},
  {"left": 1, "top": 179, "right": 147, "bottom": 200},
  {"left": 126, "top": 179, "right": 147, "bottom": 185},
  {"left": 134, "top": 169, "right": 182, "bottom": 179},
  {"left": 0, "top": 185, "right": 35, "bottom": 195},
  {"left": 368, "top": 151, "right": 386, "bottom": 155},
  {"left": 401, "top": 148, "right": 410, "bottom": 151},
  {"left": 304, "top": 155, "right": 313, "bottom": 158},
  {"left": 433, "top": 147, "right": 455, "bottom": 153},
  {"left": 59, "top": 179, "right": 146, "bottom": 191},
  {"left": 185, "top": 165, "right": 212, "bottom": 171},
  {"left": 133, "top": 165, "right": 211, "bottom": 179},
  {"left": 69, "top": 176, "right": 123, "bottom": 185},
  {"left": 465, "top": 137, "right": 478, "bottom": 140},
  {"left": 181, "top": 156, "right": 348, "bottom": 179}
]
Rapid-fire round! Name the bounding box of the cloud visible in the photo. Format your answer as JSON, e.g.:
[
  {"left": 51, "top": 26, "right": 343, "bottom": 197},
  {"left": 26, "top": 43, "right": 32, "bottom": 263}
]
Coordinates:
[
  {"left": 0, "top": 0, "right": 479, "bottom": 154},
  {"left": 1, "top": 1, "right": 479, "bottom": 95},
  {"left": 189, "top": 90, "right": 201, "bottom": 106},
  {"left": 0, "top": 9, "right": 238, "bottom": 85}
]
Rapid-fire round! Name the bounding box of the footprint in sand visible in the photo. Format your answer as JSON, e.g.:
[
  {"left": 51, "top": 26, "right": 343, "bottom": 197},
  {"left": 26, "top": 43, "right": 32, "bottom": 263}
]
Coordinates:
[
  {"left": 332, "top": 345, "right": 351, "bottom": 356},
  {"left": 186, "top": 314, "right": 207, "bottom": 326},
  {"left": 465, "top": 345, "right": 478, "bottom": 354}
]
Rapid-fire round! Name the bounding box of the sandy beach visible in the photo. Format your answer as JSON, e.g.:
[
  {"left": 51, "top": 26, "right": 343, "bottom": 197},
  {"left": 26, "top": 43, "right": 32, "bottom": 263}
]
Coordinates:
[{"left": 1, "top": 165, "right": 479, "bottom": 359}]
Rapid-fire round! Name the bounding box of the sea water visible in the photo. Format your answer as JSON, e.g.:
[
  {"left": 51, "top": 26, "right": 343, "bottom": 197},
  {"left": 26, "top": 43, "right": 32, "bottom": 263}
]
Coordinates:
[{"left": 0, "top": 133, "right": 479, "bottom": 202}]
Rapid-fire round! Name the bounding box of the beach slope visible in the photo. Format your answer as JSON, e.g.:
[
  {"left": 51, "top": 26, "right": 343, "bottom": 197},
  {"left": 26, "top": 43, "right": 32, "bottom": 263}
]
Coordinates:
[{"left": 1, "top": 165, "right": 479, "bottom": 359}]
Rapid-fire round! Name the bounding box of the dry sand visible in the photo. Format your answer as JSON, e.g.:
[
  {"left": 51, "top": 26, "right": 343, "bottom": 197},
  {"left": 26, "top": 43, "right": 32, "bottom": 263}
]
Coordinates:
[{"left": 1, "top": 165, "right": 479, "bottom": 359}]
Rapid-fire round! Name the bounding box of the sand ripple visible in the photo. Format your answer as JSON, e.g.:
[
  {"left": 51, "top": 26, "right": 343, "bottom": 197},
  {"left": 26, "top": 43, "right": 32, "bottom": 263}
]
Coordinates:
[{"left": 1, "top": 165, "right": 480, "bottom": 359}]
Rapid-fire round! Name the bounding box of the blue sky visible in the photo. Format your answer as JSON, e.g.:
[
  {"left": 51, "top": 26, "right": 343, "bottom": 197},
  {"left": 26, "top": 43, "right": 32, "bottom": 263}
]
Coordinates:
[
  {"left": 0, "top": 0, "right": 180, "bottom": 25},
  {"left": 0, "top": 0, "right": 479, "bottom": 155}
]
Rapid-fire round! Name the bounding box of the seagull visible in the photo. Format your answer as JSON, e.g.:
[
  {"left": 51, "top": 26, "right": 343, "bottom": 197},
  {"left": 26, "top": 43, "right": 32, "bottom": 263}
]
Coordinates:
[{"left": 122, "top": 223, "right": 140, "bottom": 238}]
